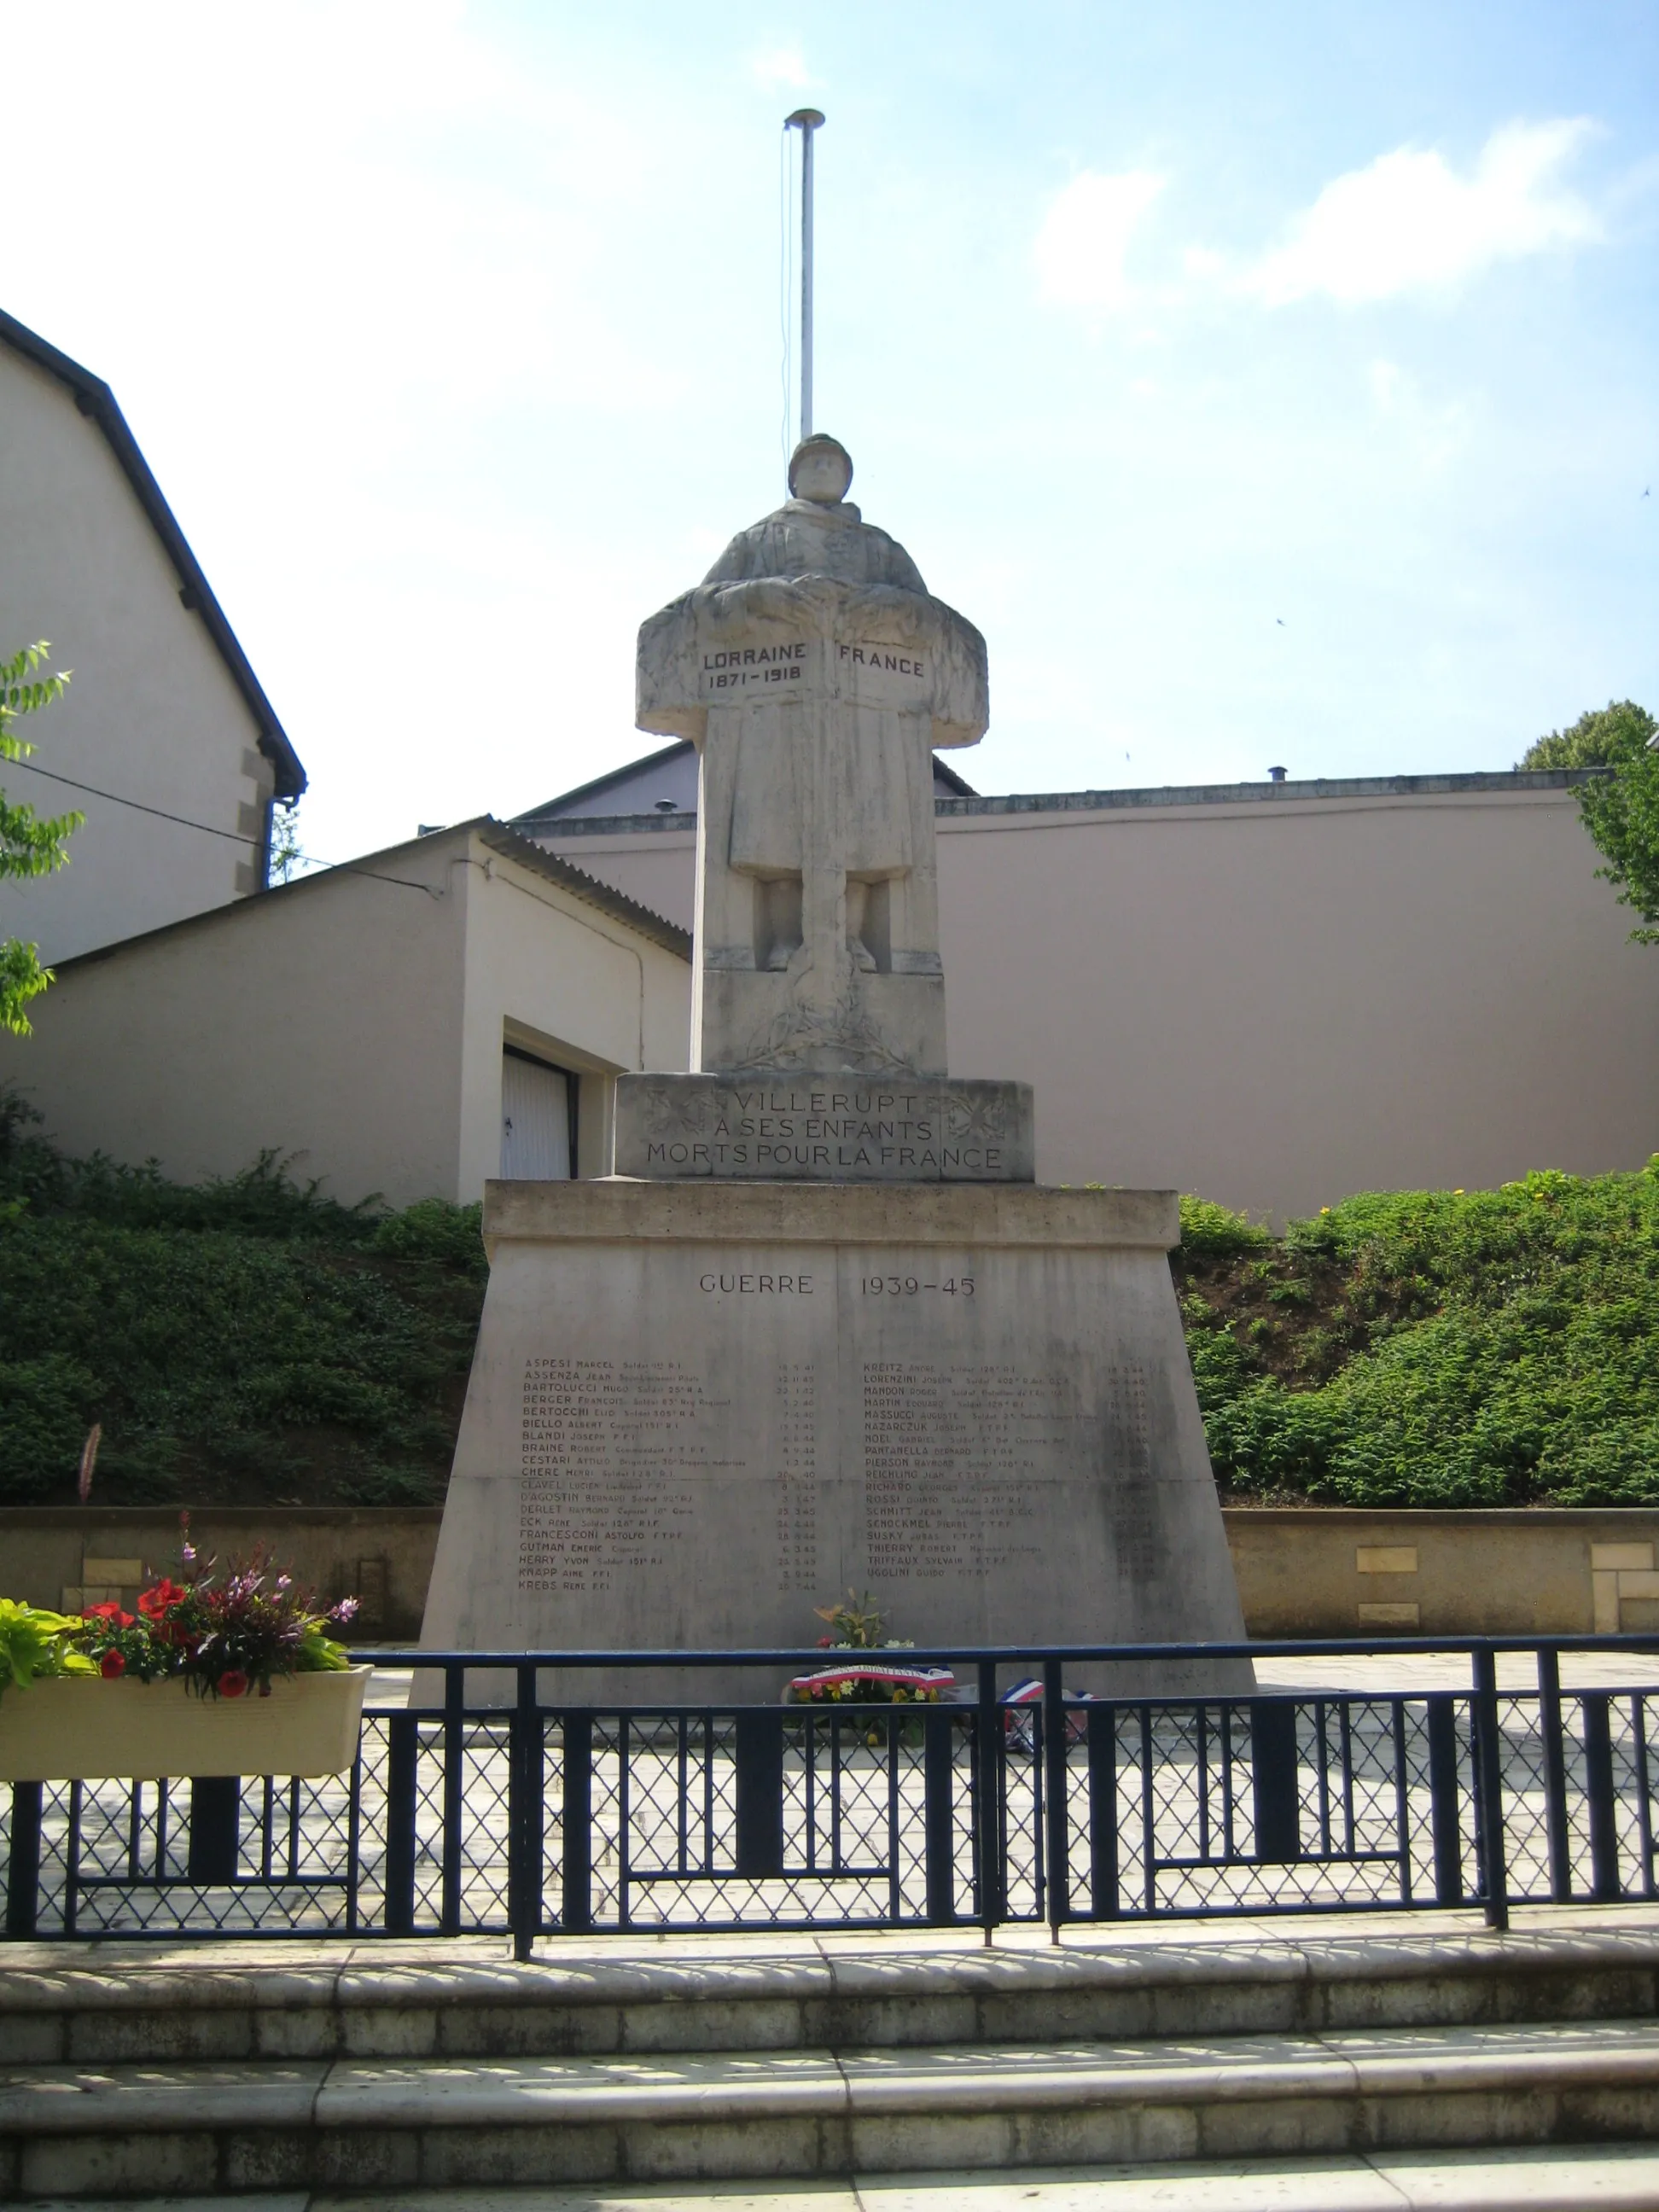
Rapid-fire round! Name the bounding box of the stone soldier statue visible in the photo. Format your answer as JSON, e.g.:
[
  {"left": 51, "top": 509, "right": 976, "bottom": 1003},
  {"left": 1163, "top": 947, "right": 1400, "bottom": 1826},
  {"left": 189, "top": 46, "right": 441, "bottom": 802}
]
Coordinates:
[{"left": 637, "top": 435, "right": 988, "bottom": 1076}]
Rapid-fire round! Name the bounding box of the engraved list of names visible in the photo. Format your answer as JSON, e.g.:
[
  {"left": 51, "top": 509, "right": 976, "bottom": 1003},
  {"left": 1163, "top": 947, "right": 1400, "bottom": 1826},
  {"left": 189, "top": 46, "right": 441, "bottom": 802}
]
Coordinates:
[
  {"left": 518, "top": 1358, "right": 710, "bottom": 1598},
  {"left": 863, "top": 1359, "right": 1073, "bottom": 1581}
]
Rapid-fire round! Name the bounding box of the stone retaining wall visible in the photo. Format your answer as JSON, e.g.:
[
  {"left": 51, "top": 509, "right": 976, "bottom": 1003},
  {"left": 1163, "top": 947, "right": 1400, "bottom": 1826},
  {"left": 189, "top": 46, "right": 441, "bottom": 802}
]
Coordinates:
[{"left": 3, "top": 1504, "right": 1656, "bottom": 1641}]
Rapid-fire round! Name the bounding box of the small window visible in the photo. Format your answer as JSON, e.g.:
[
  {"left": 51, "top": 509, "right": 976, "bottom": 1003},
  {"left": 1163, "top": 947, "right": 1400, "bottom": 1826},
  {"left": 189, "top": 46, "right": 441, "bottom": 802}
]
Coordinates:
[{"left": 500, "top": 1048, "right": 577, "bottom": 1179}]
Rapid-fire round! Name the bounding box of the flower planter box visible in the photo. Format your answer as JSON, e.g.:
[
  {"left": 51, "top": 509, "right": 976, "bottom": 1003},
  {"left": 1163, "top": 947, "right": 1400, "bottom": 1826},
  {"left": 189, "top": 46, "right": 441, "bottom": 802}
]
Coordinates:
[{"left": 0, "top": 1667, "right": 370, "bottom": 1783}]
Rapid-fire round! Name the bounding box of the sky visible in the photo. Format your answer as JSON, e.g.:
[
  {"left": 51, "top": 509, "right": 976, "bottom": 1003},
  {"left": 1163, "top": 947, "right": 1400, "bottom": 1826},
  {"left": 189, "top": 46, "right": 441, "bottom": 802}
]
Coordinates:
[{"left": 2, "top": 1, "right": 1655, "bottom": 867}]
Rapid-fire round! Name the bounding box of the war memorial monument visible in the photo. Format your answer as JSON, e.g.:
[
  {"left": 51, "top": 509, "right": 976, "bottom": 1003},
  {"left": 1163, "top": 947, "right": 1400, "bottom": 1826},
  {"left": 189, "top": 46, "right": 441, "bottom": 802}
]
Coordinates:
[{"left": 421, "top": 435, "right": 1249, "bottom": 1697}]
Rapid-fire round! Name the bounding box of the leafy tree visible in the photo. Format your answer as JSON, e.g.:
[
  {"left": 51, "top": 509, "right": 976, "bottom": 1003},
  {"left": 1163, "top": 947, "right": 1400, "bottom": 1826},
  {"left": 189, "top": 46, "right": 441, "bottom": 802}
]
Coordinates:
[
  {"left": 1520, "top": 699, "right": 1659, "bottom": 945},
  {"left": 0, "top": 643, "right": 81, "bottom": 1033},
  {"left": 268, "top": 799, "right": 305, "bottom": 884},
  {"left": 1519, "top": 698, "right": 1657, "bottom": 771}
]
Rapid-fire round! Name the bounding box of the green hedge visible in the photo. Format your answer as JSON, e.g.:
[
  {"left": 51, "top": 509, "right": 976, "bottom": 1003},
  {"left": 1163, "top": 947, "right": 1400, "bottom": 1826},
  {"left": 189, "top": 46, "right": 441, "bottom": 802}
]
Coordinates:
[
  {"left": 1178, "top": 1165, "right": 1659, "bottom": 1507},
  {"left": 4, "top": 1081, "right": 1656, "bottom": 1511},
  {"left": 0, "top": 1096, "right": 485, "bottom": 1506}
]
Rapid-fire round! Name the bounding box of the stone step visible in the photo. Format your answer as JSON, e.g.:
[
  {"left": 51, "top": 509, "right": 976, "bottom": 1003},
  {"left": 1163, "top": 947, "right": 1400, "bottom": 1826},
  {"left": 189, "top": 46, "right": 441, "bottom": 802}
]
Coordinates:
[
  {"left": 6, "top": 2017, "right": 1659, "bottom": 2197},
  {"left": 5, "top": 1924, "right": 1659, "bottom": 2066},
  {"left": 20, "top": 2148, "right": 1659, "bottom": 2209}
]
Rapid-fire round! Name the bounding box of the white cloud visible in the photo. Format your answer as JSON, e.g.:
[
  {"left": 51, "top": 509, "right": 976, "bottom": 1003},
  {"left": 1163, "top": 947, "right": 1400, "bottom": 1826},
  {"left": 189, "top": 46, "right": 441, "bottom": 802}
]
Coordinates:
[
  {"left": 1246, "top": 119, "right": 1601, "bottom": 306},
  {"left": 1034, "top": 170, "right": 1165, "bottom": 309}
]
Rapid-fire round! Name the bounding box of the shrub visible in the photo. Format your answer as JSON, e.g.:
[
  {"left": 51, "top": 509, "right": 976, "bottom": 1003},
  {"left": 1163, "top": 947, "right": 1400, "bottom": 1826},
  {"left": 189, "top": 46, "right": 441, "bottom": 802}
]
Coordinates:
[
  {"left": 1181, "top": 1163, "right": 1659, "bottom": 1508},
  {"left": 0, "top": 1097, "right": 486, "bottom": 1507}
]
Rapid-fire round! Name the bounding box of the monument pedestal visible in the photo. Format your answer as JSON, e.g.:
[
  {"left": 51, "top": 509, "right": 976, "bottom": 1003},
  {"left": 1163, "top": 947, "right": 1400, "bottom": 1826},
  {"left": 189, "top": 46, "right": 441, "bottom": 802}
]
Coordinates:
[{"left": 420, "top": 1180, "right": 1251, "bottom": 1703}]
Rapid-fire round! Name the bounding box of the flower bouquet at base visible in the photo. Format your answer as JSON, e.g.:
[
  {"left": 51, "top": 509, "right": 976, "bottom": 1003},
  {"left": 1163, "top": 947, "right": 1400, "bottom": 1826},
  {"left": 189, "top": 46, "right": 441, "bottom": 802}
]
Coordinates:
[
  {"left": 69, "top": 1513, "right": 360, "bottom": 1699},
  {"left": 0, "top": 1516, "right": 369, "bottom": 1784},
  {"left": 785, "top": 1591, "right": 955, "bottom": 1721}
]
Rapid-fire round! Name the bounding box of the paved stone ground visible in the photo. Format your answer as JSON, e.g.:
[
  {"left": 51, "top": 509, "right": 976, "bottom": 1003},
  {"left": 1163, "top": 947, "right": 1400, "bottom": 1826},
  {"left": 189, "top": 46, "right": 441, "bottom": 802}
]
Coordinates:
[{"left": 306, "top": 2147, "right": 1659, "bottom": 2206}]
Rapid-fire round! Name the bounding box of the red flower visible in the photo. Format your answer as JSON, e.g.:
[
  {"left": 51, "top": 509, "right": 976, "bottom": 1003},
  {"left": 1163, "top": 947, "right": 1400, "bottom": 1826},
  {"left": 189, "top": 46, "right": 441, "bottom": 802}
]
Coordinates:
[
  {"left": 99, "top": 1649, "right": 126, "bottom": 1679},
  {"left": 138, "top": 1579, "right": 187, "bottom": 1621},
  {"left": 218, "top": 1669, "right": 248, "bottom": 1699},
  {"left": 83, "top": 1602, "right": 135, "bottom": 1627}
]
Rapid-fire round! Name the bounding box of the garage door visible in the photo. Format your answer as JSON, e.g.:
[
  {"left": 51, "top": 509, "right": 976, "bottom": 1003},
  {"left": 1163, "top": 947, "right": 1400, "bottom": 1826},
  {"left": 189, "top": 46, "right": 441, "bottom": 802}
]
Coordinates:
[{"left": 500, "top": 1050, "right": 573, "bottom": 1178}]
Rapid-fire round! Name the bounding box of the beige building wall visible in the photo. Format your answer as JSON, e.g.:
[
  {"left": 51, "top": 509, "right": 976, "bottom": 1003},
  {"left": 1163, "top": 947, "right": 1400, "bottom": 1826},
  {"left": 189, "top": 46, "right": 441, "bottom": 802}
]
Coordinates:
[
  {"left": 0, "top": 823, "right": 691, "bottom": 1209},
  {"left": 0, "top": 341, "right": 282, "bottom": 962},
  {"left": 938, "top": 783, "right": 1659, "bottom": 1218},
  {"left": 533, "top": 774, "right": 1659, "bottom": 1220},
  {"left": 455, "top": 831, "right": 693, "bottom": 1193}
]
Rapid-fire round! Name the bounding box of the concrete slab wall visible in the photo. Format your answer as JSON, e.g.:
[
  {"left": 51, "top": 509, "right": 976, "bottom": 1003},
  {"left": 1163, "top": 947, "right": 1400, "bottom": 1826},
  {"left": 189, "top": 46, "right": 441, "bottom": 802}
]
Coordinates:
[
  {"left": 0, "top": 1508, "right": 444, "bottom": 1642},
  {"left": 1227, "top": 1508, "right": 1659, "bottom": 1639},
  {"left": 7, "top": 1505, "right": 1656, "bottom": 1643}
]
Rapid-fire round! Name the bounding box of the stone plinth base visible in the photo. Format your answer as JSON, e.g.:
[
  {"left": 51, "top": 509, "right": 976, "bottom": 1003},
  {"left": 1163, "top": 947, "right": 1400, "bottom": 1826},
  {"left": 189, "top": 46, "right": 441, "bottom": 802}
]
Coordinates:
[
  {"left": 420, "top": 1182, "right": 1250, "bottom": 1703},
  {"left": 613, "top": 1074, "right": 1033, "bottom": 1183}
]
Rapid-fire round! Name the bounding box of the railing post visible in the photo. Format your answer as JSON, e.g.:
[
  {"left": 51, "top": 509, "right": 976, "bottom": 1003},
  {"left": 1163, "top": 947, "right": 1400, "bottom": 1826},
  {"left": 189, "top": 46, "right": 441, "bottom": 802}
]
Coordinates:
[
  {"left": 923, "top": 1706, "right": 955, "bottom": 1924},
  {"left": 735, "top": 1710, "right": 786, "bottom": 1879},
  {"left": 509, "top": 1662, "right": 544, "bottom": 1962},
  {"left": 1426, "top": 1692, "right": 1464, "bottom": 1906},
  {"left": 5, "top": 1783, "right": 43, "bottom": 1939},
  {"left": 1471, "top": 1644, "right": 1509, "bottom": 1930},
  {"left": 1252, "top": 1702, "right": 1301, "bottom": 1864},
  {"left": 1043, "top": 1657, "right": 1068, "bottom": 1941},
  {"left": 186, "top": 1777, "right": 242, "bottom": 1884},
  {"left": 1086, "top": 1704, "right": 1119, "bottom": 1918},
  {"left": 975, "top": 1659, "right": 1003, "bottom": 1943},
  {"left": 383, "top": 1713, "right": 419, "bottom": 1936},
  {"left": 440, "top": 1666, "right": 464, "bottom": 1935},
  {"left": 560, "top": 1713, "right": 593, "bottom": 1934},
  {"left": 1582, "top": 1691, "right": 1621, "bottom": 1902},
  {"left": 1536, "top": 1647, "right": 1574, "bottom": 1903}
]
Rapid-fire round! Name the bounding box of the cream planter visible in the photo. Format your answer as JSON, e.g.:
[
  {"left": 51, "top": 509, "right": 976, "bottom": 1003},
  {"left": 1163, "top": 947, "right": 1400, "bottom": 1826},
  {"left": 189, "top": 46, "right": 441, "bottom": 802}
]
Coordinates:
[{"left": 0, "top": 1666, "right": 371, "bottom": 1783}]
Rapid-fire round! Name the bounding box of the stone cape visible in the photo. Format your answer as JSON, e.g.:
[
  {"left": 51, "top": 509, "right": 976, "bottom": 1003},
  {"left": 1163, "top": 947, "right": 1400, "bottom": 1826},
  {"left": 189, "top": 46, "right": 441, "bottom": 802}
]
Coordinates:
[
  {"left": 613, "top": 1073, "right": 1034, "bottom": 1184},
  {"left": 416, "top": 1183, "right": 1252, "bottom": 1705},
  {"left": 637, "top": 522, "right": 988, "bottom": 1084}
]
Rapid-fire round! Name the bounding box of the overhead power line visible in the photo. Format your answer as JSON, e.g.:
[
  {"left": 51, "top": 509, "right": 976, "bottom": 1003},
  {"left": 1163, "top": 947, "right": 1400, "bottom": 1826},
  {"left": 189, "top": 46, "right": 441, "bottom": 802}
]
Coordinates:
[{"left": 3, "top": 754, "right": 440, "bottom": 896}]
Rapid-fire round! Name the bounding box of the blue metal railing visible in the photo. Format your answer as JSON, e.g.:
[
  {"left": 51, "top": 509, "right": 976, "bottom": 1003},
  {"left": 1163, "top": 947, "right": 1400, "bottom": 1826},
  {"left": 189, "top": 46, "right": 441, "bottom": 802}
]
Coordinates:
[{"left": 6, "top": 1636, "right": 1659, "bottom": 1954}]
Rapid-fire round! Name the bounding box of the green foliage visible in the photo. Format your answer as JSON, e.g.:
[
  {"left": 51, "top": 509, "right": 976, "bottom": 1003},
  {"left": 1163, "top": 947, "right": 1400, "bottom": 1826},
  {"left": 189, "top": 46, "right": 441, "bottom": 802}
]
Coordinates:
[
  {"left": 1178, "top": 1194, "right": 1273, "bottom": 1260},
  {"left": 0, "top": 1095, "right": 486, "bottom": 1506},
  {"left": 1578, "top": 731, "right": 1659, "bottom": 945},
  {"left": 1518, "top": 699, "right": 1659, "bottom": 945},
  {"left": 1178, "top": 1165, "right": 1659, "bottom": 1507},
  {"left": 0, "top": 643, "right": 82, "bottom": 1033},
  {"left": 1519, "top": 698, "right": 1656, "bottom": 770},
  {"left": 813, "top": 1589, "right": 889, "bottom": 1649},
  {"left": 269, "top": 800, "right": 304, "bottom": 885},
  {"left": 0, "top": 1598, "right": 96, "bottom": 1702}
]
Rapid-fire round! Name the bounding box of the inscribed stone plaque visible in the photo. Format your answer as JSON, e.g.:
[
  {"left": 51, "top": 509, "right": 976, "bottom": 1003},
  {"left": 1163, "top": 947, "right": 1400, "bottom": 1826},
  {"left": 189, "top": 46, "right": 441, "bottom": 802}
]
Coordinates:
[
  {"left": 613, "top": 1074, "right": 1033, "bottom": 1183},
  {"left": 420, "top": 1185, "right": 1251, "bottom": 1702}
]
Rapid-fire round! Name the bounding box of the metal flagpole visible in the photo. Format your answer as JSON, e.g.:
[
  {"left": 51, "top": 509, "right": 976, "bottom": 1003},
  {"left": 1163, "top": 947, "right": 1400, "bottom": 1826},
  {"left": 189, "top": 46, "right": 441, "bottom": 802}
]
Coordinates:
[{"left": 785, "top": 108, "right": 824, "bottom": 439}]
